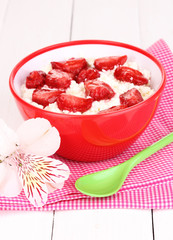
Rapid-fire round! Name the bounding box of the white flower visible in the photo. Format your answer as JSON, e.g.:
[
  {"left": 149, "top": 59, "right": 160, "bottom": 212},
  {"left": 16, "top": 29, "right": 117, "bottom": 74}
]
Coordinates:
[
  {"left": 0, "top": 118, "right": 70, "bottom": 207},
  {"left": 16, "top": 118, "right": 61, "bottom": 156},
  {"left": 0, "top": 119, "right": 19, "bottom": 160}
]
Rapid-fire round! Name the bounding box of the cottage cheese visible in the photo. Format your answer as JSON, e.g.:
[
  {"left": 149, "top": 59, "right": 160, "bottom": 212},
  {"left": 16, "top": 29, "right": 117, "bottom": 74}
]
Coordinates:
[{"left": 21, "top": 59, "right": 154, "bottom": 115}]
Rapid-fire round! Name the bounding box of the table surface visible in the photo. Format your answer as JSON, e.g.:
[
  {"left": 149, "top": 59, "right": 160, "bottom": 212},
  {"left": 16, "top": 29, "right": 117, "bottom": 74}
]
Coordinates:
[{"left": 0, "top": 0, "right": 173, "bottom": 239}]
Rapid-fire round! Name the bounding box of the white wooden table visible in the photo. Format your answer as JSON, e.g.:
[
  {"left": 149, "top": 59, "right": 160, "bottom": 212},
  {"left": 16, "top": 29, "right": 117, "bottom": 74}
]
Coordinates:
[{"left": 0, "top": 0, "right": 173, "bottom": 239}]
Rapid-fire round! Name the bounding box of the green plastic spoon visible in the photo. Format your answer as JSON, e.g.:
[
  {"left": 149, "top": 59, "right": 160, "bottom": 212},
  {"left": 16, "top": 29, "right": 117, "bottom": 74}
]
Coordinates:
[{"left": 75, "top": 132, "right": 173, "bottom": 197}]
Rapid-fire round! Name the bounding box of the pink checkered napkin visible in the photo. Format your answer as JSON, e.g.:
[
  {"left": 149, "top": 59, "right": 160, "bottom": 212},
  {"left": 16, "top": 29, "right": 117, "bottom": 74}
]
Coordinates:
[{"left": 0, "top": 39, "right": 173, "bottom": 210}]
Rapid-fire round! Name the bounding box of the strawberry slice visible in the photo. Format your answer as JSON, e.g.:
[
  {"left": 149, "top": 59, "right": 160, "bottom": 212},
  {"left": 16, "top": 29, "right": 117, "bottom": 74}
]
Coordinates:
[
  {"left": 85, "top": 80, "right": 115, "bottom": 101},
  {"left": 98, "top": 105, "right": 126, "bottom": 114},
  {"left": 114, "top": 66, "right": 148, "bottom": 85},
  {"left": 119, "top": 88, "right": 143, "bottom": 107},
  {"left": 32, "top": 89, "right": 65, "bottom": 107},
  {"left": 51, "top": 58, "right": 87, "bottom": 76},
  {"left": 57, "top": 94, "right": 93, "bottom": 113},
  {"left": 94, "top": 55, "right": 127, "bottom": 71},
  {"left": 51, "top": 61, "right": 64, "bottom": 71},
  {"left": 26, "top": 71, "right": 46, "bottom": 89},
  {"left": 45, "top": 69, "right": 72, "bottom": 89},
  {"left": 76, "top": 67, "right": 100, "bottom": 83}
]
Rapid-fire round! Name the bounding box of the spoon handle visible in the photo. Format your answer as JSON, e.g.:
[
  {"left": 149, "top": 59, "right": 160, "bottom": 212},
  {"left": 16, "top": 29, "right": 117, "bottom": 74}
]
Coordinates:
[{"left": 127, "top": 132, "right": 173, "bottom": 170}]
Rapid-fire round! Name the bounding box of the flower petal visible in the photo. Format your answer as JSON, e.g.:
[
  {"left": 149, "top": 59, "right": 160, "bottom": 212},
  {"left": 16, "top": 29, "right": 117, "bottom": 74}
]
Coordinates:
[
  {"left": 22, "top": 176, "right": 48, "bottom": 207},
  {"left": 43, "top": 158, "right": 70, "bottom": 194},
  {"left": 16, "top": 153, "right": 70, "bottom": 207},
  {"left": 17, "top": 118, "right": 60, "bottom": 156},
  {"left": 47, "top": 182, "right": 65, "bottom": 194},
  {"left": 0, "top": 119, "right": 19, "bottom": 158},
  {"left": 0, "top": 162, "right": 8, "bottom": 185},
  {"left": 0, "top": 161, "right": 22, "bottom": 197},
  {"left": 43, "top": 158, "right": 70, "bottom": 184},
  {"left": 16, "top": 118, "right": 51, "bottom": 145},
  {"left": 23, "top": 127, "right": 60, "bottom": 157}
]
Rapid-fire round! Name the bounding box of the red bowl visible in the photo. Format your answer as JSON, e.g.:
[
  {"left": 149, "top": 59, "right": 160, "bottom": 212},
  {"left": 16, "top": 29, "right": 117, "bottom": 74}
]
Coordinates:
[{"left": 9, "top": 40, "right": 166, "bottom": 162}]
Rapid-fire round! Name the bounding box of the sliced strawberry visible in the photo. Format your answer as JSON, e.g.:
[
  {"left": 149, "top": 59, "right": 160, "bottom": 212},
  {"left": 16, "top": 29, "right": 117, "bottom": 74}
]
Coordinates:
[
  {"left": 57, "top": 94, "right": 93, "bottom": 113},
  {"left": 32, "top": 89, "right": 65, "bottom": 107},
  {"left": 119, "top": 88, "right": 143, "bottom": 107},
  {"left": 85, "top": 80, "right": 115, "bottom": 101},
  {"left": 114, "top": 66, "right": 148, "bottom": 85},
  {"left": 51, "top": 58, "right": 87, "bottom": 77},
  {"left": 51, "top": 61, "right": 64, "bottom": 71},
  {"left": 98, "top": 105, "right": 126, "bottom": 114},
  {"left": 26, "top": 71, "right": 46, "bottom": 89},
  {"left": 76, "top": 67, "right": 100, "bottom": 83},
  {"left": 45, "top": 69, "right": 72, "bottom": 89},
  {"left": 94, "top": 55, "right": 127, "bottom": 71}
]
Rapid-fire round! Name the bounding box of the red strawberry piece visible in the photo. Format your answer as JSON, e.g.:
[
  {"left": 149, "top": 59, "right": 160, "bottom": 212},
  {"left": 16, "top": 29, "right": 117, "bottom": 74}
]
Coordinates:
[
  {"left": 32, "top": 89, "right": 65, "bottom": 107},
  {"left": 51, "top": 61, "right": 76, "bottom": 79},
  {"left": 98, "top": 105, "right": 126, "bottom": 114},
  {"left": 57, "top": 94, "right": 93, "bottom": 113},
  {"left": 76, "top": 67, "right": 100, "bottom": 83},
  {"left": 26, "top": 71, "right": 46, "bottom": 89},
  {"left": 94, "top": 55, "right": 127, "bottom": 71},
  {"left": 85, "top": 80, "right": 115, "bottom": 101},
  {"left": 63, "top": 58, "right": 88, "bottom": 75},
  {"left": 51, "top": 61, "right": 64, "bottom": 71},
  {"left": 119, "top": 88, "right": 143, "bottom": 107},
  {"left": 51, "top": 58, "right": 87, "bottom": 76},
  {"left": 114, "top": 66, "right": 148, "bottom": 85},
  {"left": 45, "top": 69, "right": 72, "bottom": 89}
]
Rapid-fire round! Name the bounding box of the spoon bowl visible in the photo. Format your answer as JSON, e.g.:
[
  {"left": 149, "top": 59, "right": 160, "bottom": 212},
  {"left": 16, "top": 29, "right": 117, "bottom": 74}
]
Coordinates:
[
  {"left": 75, "top": 161, "right": 130, "bottom": 197},
  {"left": 75, "top": 132, "right": 173, "bottom": 197}
]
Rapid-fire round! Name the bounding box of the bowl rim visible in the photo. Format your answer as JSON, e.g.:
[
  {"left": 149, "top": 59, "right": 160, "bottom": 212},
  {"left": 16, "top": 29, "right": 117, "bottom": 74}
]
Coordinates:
[{"left": 9, "top": 39, "right": 166, "bottom": 117}]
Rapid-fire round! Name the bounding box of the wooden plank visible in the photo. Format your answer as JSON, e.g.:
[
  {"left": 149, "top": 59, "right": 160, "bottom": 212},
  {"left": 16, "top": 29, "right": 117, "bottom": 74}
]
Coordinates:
[
  {"left": 153, "top": 210, "right": 173, "bottom": 240},
  {"left": 0, "top": 0, "right": 9, "bottom": 31},
  {"left": 139, "top": 1, "right": 173, "bottom": 237},
  {"left": 139, "top": 0, "right": 173, "bottom": 50},
  {"left": 53, "top": 209, "right": 153, "bottom": 240},
  {"left": 0, "top": 0, "right": 73, "bottom": 58},
  {"left": 0, "top": 0, "right": 73, "bottom": 127},
  {"left": 72, "top": 0, "right": 140, "bottom": 46},
  {"left": 0, "top": 1, "right": 172, "bottom": 240},
  {"left": 0, "top": 0, "right": 72, "bottom": 238},
  {"left": 0, "top": 211, "right": 54, "bottom": 240}
]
